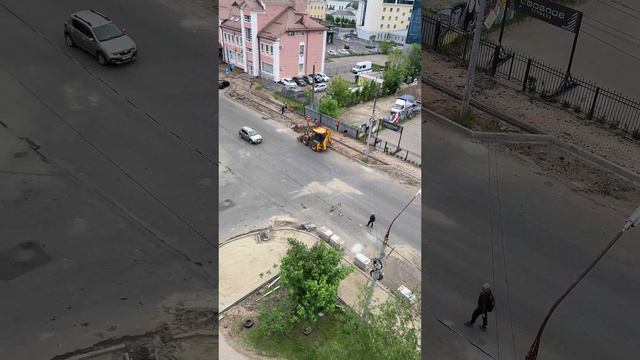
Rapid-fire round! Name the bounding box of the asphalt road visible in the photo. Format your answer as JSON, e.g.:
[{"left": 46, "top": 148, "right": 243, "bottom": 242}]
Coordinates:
[
  {"left": 219, "top": 94, "right": 421, "bottom": 259},
  {"left": 423, "top": 114, "right": 640, "bottom": 359},
  {"left": 0, "top": 0, "right": 216, "bottom": 358},
  {"left": 490, "top": 0, "right": 640, "bottom": 99}
]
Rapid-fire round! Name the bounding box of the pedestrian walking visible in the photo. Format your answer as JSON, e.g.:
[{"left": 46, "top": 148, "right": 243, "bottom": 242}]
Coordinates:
[
  {"left": 464, "top": 283, "right": 495, "bottom": 330},
  {"left": 281, "top": 104, "right": 285, "bottom": 114},
  {"left": 366, "top": 213, "right": 375, "bottom": 227}
]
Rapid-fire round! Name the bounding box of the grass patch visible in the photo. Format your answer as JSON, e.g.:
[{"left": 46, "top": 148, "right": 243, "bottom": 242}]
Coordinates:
[
  {"left": 456, "top": 109, "right": 476, "bottom": 128},
  {"left": 273, "top": 92, "right": 307, "bottom": 115},
  {"left": 255, "top": 84, "right": 263, "bottom": 91}
]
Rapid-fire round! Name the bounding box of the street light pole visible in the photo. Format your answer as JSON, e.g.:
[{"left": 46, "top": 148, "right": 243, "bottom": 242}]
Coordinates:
[
  {"left": 364, "top": 75, "right": 380, "bottom": 162},
  {"left": 363, "top": 189, "right": 421, "bottom": 318},
  {"left": 461, "top": 0, "right": 486, "bottom": 116},
  {"left": 526, "top": 205, "right": 640, "bottom": 360}
]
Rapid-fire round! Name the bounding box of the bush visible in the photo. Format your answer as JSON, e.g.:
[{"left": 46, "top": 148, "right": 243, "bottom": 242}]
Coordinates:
[
  {"left": 319, "top": 97, "right": 340, "bottom": 118},
  {"left": 457, "top": 109, "right": 476, "bottom": 127}
]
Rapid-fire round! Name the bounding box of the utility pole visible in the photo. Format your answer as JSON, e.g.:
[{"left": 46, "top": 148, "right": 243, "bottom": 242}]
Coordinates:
[
  {"left": 460, "top": 0, "right": 486, "bottom": 117},
  {"left": 363, "top": 189, "right": 421, "bottom": 318},
  {"left": 364, "top": 75, "right": 380, "bottom": 162}
]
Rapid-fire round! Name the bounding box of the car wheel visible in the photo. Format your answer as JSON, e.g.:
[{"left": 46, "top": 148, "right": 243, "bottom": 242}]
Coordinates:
[
  {"left": 97, "top": 52, "right": 108, "bottom": 66},
  {"left": 65, "top": 33, "right": 74, "bottom": 47}
]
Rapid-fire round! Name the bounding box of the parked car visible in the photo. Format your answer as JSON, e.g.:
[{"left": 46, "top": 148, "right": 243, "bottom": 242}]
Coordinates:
[
  {"left": 327, "top": 49, "right": 338, "bottom": 56},
  {"left": 312, "top": 74, "right": 324, "bottom": 83},
  {"left": 365, "top": 43, "right": 377, "bottom": 49},
  {"left": 313, "top": 83, "right": 327, "bottom": 93},
  {"left": 338, "top": 49, "right": 349, "bottom": 55},
  {"left": 239, "top": 126, "right": 263, "bottom": 144},
  {"left": 292, "top": 77, "right": 307, "bottom": 86},
  {"left": 344, "top": 44, "right": 350, "bottom": 50},
  {"left": 283, "top": 87, "right": 306, "bottom": 98},
  {"left": 303, "top": 75, "right": 315, "bottom": 85},
  {"left": 352, "top": 61, "right": 372, "bottom": 74},
  {"left": 218, "top": 80, "right": 230, "bottom": 89},
  {"left": 316, "top": 73, "right": 330, "bottom": 82},
  {"left": 64, "top": 10, "right": 137, "bottom": 66},
  {"left": 281, "top": 78, "right": 297, "bottom": 87}
]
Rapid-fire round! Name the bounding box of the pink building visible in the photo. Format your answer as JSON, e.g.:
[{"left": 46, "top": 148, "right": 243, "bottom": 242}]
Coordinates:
[{"left": 219, "top": 0, "right": 327, "bottom": 81}]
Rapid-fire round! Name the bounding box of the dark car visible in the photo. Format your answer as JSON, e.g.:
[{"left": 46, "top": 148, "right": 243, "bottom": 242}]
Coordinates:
[
  {"left": 219, "top": 80, "right": 230, "bottom": 89},
  {"left": 303, "top": 75, "right": 315, "bottom": 85},
  {"left": 313, "top": 74, "right": 324, "bottom": 83},
  {"left": 292, "top": 77, "right": 306, "bottom": 86},
  {"left": 239, "top": 126, "right": 263, "bottom": 144}
]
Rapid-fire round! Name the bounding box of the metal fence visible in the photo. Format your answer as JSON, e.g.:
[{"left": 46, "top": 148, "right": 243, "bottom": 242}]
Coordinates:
[
  {"left": 324, "top": 64, "right": 354, "bottom": 76},
  {"left": 372, "top": 136, "right": 421, "bottom": 167},
  {"left": 304, "top": 106, "right": 361, "bottom": 139},
  {"left": 423, "top": 14, "right": 640, "bottom": 135}
]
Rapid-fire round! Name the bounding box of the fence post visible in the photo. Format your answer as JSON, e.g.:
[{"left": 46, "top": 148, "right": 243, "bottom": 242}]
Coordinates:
[
  {"left": 508, "top": 55, "right": 514, "bottom": 80},
  {"left": 462, "top": 36, "right": 469, "bottom": 61},
  {"left": 523, "top": 58, "right": 532, "bottom": 92},
  {"left": 433, "top": 20, "right": 441, "bottom": 51},
  {"left": 490, "top": 44, "right": 500, "bottom": 77},
  {"left": 404, "top": 150, "right": 409, "bottom": 161},
  {"left": 589, "top": 87, "right": 600, "bottom": 120}
]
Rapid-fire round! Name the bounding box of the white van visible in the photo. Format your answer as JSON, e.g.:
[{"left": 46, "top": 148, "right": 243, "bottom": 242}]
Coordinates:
[{"left": 351, "top": 61, "right": 372, "bottom": 74}]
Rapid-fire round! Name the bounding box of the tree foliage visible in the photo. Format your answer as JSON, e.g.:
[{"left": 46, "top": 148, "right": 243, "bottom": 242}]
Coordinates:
[
  {"left": 319, "top": 97, "right": 340, "bottom": 118},
  {"left": 380, "top": 40, "right": 393, "bottom": 55},
  {"left": 346, "top": 291, "right": 421, "bottom": 360},
  {"left": 382, "top": 65, "right": 405, "bottom": 95},
  {"left": 404, "top": 43, "right": 422, "bottom": 82},
  {"left": 326, "top": 76, "right": 350, "bottom": 107},
  {"left": 279, "top": 238, "right": 352, "bottom": 325},
  {"left": 361, "top": 80, "right": 378, "bottom": 102}
]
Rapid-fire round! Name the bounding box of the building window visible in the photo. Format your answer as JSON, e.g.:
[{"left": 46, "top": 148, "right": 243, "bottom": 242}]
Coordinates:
[
  {"left": 244, "top": 15, "right": 250, "bottom": 22},
  {"left": 393, "top": 24, "right": 397, "bottom": 29},
  {"left": 383, "top": 7, "right": 386, "bottom": 12},
  {"left": 380, "top": 24, "right": 383, "bottom": 28},
  {"left": 387, "top": 24, "right": 390, "bottom": 28},
  {"left": 299, "top": 63, "right": 304, "bottom": 73},
  {"left": 397, "top": 8, "right": 400, "bottom": 12},
  {"left": 401, "top": 21, "right": 404, "bottom": 24},
  {"left": 403, "top": 13, "right": 405, "bottom": 17},
  {"left": 381, "top": 16, "right": 385, "bottom": 20},
  {"left": 299, "top": 44, "right": 305, "bottom": 56},
  {"left": 262, "top": 62, "right": 273, "bottom": 74},
  {"left": 288, "top": 31, "right": 295, "bottom": 36},
  {"left": 245, "top": 28, "right": 251, "bottom": 41}
]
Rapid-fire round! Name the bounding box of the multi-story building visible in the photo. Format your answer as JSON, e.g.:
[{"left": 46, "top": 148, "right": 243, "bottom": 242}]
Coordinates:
[
  {"left": 219, "top": 0, "right": 327, "bottom": 81},
  {"left": 306, "top": 0, "right": 326, "bottom": 20},
  {"left": 355, "top": 0, "right": 414, "bottom": 42},
  {"left": 405, "top": 0, "right": 421, "bottom": 44},
  {"left": 326, "top": 0, "right": 355, "bottom": 12}
]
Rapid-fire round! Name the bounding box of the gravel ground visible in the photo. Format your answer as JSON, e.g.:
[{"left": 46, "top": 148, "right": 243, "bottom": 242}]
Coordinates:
[{"left": 425, "top": 51, "right": 640, "bottom": 175}]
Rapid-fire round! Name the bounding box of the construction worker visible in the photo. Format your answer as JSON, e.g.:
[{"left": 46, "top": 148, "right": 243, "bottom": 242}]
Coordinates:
[{"left": 367, "top": 213, "right": 375, "bottom": 227}]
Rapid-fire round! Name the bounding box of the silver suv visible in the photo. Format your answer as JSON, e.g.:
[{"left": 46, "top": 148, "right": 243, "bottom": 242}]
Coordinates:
[{"left": 64, "top": 10, "right": 137, "bottom": 65}]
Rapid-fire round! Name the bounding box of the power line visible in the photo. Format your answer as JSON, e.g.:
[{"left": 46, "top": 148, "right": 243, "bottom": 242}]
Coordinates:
[
  {"left": 597, "top": 0, "right": 640, "bottom": 21},
  {"left": 581, "top": 29, "right": 640, "bottom": 63},
  {"left": 583, "top": 16, "right": 640, "bottom": 47}
]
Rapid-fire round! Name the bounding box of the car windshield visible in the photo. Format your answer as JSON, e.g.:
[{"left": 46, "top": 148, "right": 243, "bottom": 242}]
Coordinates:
[
  {"left": 94, "top": 23, "right": 124, "bottom": 42},
  {"left": 248, "top": 130, "right": 258, "bottom": 137}
]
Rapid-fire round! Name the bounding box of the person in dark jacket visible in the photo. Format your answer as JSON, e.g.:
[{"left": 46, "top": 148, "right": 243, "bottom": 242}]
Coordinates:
[
  {"left": 465, "top": 283, "right": 495, "bottom": 330},
  {"left": 366, "top": 213, "right": 376, "bottom": 227}
]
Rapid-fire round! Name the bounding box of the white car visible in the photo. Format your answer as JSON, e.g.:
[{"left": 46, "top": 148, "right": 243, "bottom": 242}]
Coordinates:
[
  {"left": 317, "top": 73, "right": 330, "bottom": 82},
  {"left": 327, "top": 49, "right": 338, "bottom": 56},
  {"left": 313, "top": 83, "right": 327, "bottom": 93},
  {"left": 338, "top": 49, "right": 349, "bottom": 55},
  {"left": 281, "top": 78, "right": 297, "bottom": 87}
]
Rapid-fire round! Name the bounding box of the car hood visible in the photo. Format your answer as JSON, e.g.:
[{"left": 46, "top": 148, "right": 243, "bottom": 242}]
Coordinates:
[
  {"left": 250, "top": 134, "right": 262, "bottom": 141},
  {"left": 100, "top": 35, "right": 136, "bottom": 54}
]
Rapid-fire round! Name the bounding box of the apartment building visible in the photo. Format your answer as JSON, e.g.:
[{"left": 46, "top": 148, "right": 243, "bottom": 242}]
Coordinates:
[
  {"left": 355, "top": 0, "right": 414, "bottom": 42},
  {"left": 219, "top": 0, "right": 327, "bottom": 81},
  {"left": 307, "top": 0, "right": 326, "bottom": 20}
]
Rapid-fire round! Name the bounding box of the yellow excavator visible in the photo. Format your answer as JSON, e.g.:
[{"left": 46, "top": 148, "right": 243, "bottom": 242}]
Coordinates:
[{"left": 298, "top": 126, "right": 332, "bottom": 152}]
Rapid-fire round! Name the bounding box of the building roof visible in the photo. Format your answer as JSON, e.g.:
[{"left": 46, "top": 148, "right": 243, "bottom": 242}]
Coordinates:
[
  {"left": 331, "top": 10, "right": 355, "bottom": 17},
  {"left": 259, "top": 6, "right": 326, "bottom": 40}
]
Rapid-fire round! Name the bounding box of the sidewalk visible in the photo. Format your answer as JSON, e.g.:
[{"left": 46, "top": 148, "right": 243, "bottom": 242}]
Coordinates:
[{"left": 219, "top": 65, "right": 420, "bottom": 181}]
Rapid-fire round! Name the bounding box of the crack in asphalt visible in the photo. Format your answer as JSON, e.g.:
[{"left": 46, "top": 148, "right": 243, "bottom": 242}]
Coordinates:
[{"left": 0, "top": 3, "right": 215, "bottom": 247}]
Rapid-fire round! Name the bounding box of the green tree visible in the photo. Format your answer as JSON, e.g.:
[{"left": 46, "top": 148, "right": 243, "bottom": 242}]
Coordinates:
[
  {"left": 326, "top": 14, "right": 334, "bottom": 22},
  {"left": 346, "top": 291, "right": 421, "bottom": 360},
  {"left": 326, "top": 76, "right": 350, "bottom": 107},
  {"left": 403, "top": 43, "right": 421, "bottom": 82},
  {"left": 380, "top": 40, "right": 393, "bottom": 55},
  {"left": 383, "top": 65, "right": 405, "bottom": 95},
  {"left": 361, "top": 80, "right": 378, "bottom": 102},
  {"left": 319, "top": 97, "right": 340, "bottom": 118},
  {"left": 279, "top": 238, "right": 352, "bottom": 326}
]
